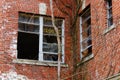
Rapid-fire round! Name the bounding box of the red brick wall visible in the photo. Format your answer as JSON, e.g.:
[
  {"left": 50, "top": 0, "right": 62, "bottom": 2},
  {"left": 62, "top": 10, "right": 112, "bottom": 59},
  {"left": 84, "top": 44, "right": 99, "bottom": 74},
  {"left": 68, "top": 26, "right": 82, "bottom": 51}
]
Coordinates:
[
  {"left": 0, "top": 0, "right": 120, "bottom": 80},
  {"left": 78, "top": 0, "right": 120, "bottom": 80},
  {"left": 0, "top": 0, "right": 70, "bottom": 80}
]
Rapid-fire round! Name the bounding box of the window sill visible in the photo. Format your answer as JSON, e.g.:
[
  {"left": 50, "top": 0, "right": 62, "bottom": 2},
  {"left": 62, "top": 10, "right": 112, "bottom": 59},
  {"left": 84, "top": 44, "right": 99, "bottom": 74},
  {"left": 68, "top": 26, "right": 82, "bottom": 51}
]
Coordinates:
[
  {"left": 77, "top": 54, "right": 94, "bottom": 66},
  {"left": 13, "top": 59, "right": 68, "bottom": 67},
  {"left": 105, "top": 73, "right": 120, "bottom": 80},
  {"left": 103, "top": 24, "right": 116, "bottom": 35}
]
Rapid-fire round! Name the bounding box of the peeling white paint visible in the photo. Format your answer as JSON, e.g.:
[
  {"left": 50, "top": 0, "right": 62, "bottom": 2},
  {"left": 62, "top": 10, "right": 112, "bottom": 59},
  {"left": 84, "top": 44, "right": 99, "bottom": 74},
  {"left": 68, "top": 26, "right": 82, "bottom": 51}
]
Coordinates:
[
  {"left": 10, "top": 44, "right": 17, "bottom": 50},
  {"left": 95, "top": 69, "right": 99, "bottom": 79},
  {"left": 9, "top": 44, "right": 17, "bottom": 57},
  {"left": 9, "top": 31, "right": 17, "bottom": 35},
  {"left": 39, "top": 3, "right": 47, "bottom": 15},
  {"left": 0, "top": 70, "right": 29, "bottom": 80},
  {"left": 2, "top": 3, "right": 11, "bottom": 13},
  {"left": 3, "top": 19, "right": 8, "bottom": 23},
  {"left": 1, "top": 26, "right": 5, "bottom": 29},
  {"left": 10, "top": 37, "right": 17, "bottom": 57},
  {"left": 10, "top": 50, "right": 17, "bottom": 57},
  {"left": 82, "top": 0, "right": 86, "bottom": 10},
  {"left": 13, "top": 37, "right": 17, "bottom": 43}
]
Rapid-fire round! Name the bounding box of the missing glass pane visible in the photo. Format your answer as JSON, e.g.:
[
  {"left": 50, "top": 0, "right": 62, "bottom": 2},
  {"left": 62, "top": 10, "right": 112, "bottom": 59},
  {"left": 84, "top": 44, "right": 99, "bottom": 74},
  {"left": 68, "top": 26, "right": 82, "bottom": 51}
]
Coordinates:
[
  {"left": 18, "top": 23, "right": 39, "bottom": 32},
  {"left": 17, "top": 32, "right": 39, "bottom": 60},
  {"left": 26, "top": 24, "right": 39, "bottom": 32}
]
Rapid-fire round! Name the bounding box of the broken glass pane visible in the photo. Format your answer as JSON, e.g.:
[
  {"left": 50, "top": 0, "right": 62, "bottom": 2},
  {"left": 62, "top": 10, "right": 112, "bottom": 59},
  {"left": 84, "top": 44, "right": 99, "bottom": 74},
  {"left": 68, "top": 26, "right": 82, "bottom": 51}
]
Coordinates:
[
  {"left": 82, "top": 18, "right": 91, "bottom": 40},
  {"left": 82, "top": 9, "right": 90, "bottom": 23},
  {"left": 19, "top": 13, "right": 39, "bottom": 24},
  {"left": 28, "top": 16, "right": 39, "bottom": 24},
  {"left": 82, "top": 36, "right": 92, "bottom": 50},
  {"left": 34, "top": 16, "right": 39, "bottom": 24},
  {"left": 26, "top": 24, "right": 39, "bottom": 32},
  {"left": 43, "top": 53, "right": 58, "bottom": 61},
  {"left": 43, "top": 43, "right": 58, "bottom": 53},
  {"left": 18, "top": 23, "right": 39, "bottom": 32}
]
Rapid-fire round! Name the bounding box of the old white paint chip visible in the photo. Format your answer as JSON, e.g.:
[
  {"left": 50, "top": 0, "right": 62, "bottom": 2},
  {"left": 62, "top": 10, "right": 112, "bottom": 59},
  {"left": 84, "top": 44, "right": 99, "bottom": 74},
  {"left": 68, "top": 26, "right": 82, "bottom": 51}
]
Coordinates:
[
  {"left": 82, "top": 0, "right": 86, "bottom": 10},
  {"left": 39, "top": 3, "right": 47, "bottom": 15}
]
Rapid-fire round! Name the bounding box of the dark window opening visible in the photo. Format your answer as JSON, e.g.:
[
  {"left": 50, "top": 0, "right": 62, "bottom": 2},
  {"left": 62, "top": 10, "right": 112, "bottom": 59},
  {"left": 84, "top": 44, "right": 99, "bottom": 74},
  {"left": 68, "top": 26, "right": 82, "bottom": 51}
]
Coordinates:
[
  {"left": 17, "top": 32, "right": 39, "bottom": 60},
  {"left": 43, "top": 35, "right": 57, "bottom": 43},
  {"left": 107, "top": 0, "right": 113, "bottom": 27}
]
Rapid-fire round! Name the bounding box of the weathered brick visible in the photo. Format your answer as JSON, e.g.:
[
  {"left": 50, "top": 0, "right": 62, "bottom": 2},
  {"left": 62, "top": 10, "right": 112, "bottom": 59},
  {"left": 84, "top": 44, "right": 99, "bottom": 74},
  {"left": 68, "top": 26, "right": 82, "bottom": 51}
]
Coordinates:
[{"left": 0, "top": 0, "right": 120, "bottom": 80}]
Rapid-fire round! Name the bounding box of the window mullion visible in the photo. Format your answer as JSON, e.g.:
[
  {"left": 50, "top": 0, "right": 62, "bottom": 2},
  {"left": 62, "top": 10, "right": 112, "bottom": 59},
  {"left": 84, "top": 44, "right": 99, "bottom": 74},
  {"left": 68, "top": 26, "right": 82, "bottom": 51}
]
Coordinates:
[
  {"left": 61, "top": 20, "right": 65, "bottom": 63},
  {"left": 81, "top": 35, "right": 91, "bottom": 43},
  {"left": 39, "top": 17, "right": 44, "bottom": 61},
  {"left": 81, "top": 45, "right": 92, "bottom": 52},
  {"left": 80, "top": 17, "right": 83, "bottom": 58}
]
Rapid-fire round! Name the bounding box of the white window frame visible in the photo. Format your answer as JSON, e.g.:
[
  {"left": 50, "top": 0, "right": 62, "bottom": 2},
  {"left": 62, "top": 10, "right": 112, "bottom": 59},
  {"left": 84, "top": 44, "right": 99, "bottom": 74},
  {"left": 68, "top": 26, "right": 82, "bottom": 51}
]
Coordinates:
[
  {"left": 80, "top": 8, "right": 92, "bottom": 60},
  {"left": 18, "top": 14, "right": 65, "bottom": 63},
  {"left": 106, "top": 0, "right": 113, "bottom": 27},
  {"left": 39, "top": 17, "right": 65, "bottom": 62}
]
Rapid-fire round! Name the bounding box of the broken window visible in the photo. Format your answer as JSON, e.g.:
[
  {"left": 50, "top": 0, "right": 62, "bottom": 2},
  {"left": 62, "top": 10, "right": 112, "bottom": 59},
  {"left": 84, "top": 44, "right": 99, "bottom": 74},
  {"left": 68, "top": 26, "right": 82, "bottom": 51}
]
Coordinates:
[
  {"left": 106, "top": 0, "right": 113, "bottom": 27},
  {"left": 43, "top": 18, "right": 63, "bottom": 61},
  {"left": 80, "top": 8, "right": 92, "bottom": 59},
  {"left": 17, "top": 13, "right": 64, "bottom": 62},
  {"left": 17, "top": 14, "right": 39, "bottom": 60}
]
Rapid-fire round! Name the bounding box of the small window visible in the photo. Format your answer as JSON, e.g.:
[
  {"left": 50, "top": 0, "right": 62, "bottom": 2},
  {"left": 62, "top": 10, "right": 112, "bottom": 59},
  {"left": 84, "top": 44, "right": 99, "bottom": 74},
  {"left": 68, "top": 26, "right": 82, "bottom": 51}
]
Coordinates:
[
  {"left": 106, "top": 0, "right": 113, "bottom": 27},
  {"left": 17, "top": 13, "right": 64, "bottom": 62},
  {"left": 80, "top": 8, "right": 92, "bottom": 59}
]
